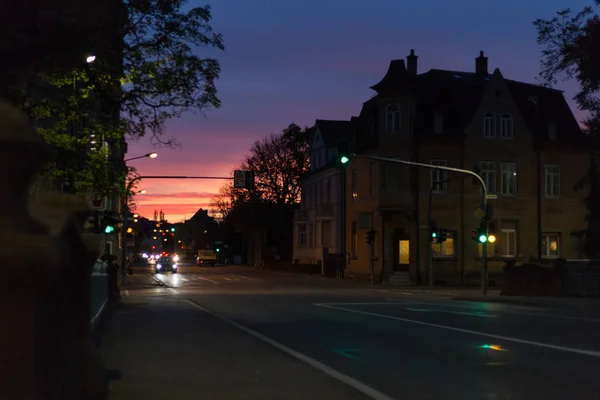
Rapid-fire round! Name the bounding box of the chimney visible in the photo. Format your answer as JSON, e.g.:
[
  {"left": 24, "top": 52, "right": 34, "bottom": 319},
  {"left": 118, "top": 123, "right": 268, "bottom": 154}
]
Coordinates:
[
  {"left": 407, "top": 49, "right": 418, "bottom": 76},
  {"left": 475, "top": 50, "right": 488, "bottom": 76}
]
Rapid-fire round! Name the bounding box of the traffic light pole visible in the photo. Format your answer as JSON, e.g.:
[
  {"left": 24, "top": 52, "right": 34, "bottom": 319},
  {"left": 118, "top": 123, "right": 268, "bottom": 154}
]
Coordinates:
[
  {"left": 356, "top": 155, "right": 490, "bottom": 295},
  {"left": 121, "top": 175, "right": 234, "bottom": 286}
]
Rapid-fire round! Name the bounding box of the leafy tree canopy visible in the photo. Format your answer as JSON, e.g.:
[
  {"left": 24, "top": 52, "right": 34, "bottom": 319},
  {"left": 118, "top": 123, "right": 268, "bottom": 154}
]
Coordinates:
[
  {"left": 534, "top": 1, "right": 600, "bottom": 257},
  {"left": 2, "top": 0, "right": 224, "bottom": 196}
]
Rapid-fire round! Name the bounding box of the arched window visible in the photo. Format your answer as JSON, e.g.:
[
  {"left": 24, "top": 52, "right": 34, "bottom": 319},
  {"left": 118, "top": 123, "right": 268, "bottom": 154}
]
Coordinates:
[
  {"left": 483, "top": 111, "right": 496, "bottom": 138},
  {"left": 385, "top": 104, "right": 400, "bottom": 133},
  {"left": 500, "top": 113, "right": 513, "bottom": 138}
]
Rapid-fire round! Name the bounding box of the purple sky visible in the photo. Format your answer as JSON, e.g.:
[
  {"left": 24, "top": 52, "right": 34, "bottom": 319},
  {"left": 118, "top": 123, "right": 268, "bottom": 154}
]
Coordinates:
[{"left": 130, "top": 0, "right": 591, "bottom": 222}]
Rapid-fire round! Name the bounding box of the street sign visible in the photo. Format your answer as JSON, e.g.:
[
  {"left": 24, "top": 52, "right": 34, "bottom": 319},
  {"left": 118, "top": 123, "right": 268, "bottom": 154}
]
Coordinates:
[
  {"left": 473, "top": 208, "right": 485, "bottom": 220},
  {"left": 92, "top": 193, "right": 103, "bottom": 208},
  {"left": 233, "top": 170, "right": 255, "bottom": 189},
  {"left": 486, "top": 194, "right": 498, "bottom": 200}
]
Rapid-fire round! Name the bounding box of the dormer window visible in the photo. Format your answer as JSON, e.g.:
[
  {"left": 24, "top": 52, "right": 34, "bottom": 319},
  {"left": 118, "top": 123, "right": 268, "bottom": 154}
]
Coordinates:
[
  {"left": 433, "top": 112, "right": 443, "bottom": 134},
  {"left": 500, "top": 113, "right": 513, "bottom": 138},
  {"left": 483, "top": 111, "right": 496, "bottom": 138},
  {"left": 385, "top": 104, "right": 400, "bottom": 133},
  {"left": 548, "top": 122, "right": 557, "bottom": 141}
]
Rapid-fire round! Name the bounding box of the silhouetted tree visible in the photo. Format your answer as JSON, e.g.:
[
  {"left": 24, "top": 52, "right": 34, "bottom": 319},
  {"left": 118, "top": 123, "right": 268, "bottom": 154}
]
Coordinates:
[
  {"left": 3, "top": 0, "right": 224, "bottom": 196},
  {"left": 534, "top": 1, "right": 600, "bottom": 256}
]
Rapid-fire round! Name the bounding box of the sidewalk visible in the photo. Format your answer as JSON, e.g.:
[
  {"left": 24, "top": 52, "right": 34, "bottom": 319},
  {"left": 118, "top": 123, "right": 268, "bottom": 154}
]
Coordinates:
[{"left": 98, "top": 292, "right": 369, "bottom": 399}]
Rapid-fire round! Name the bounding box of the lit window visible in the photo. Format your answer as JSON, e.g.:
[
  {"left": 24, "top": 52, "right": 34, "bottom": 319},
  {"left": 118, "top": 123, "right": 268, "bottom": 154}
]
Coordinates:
[
  {"left": 432, "top": 233, "right": 455, "bottom": 257},
  {"left": 542, "top": 234, "right": 560, "bottom": 257}
]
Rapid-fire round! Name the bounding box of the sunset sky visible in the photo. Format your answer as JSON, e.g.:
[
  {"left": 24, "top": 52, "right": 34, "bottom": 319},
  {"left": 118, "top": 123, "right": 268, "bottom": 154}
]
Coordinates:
[{"left": 129, "top": 0, "right": 591, "bottom": 222}]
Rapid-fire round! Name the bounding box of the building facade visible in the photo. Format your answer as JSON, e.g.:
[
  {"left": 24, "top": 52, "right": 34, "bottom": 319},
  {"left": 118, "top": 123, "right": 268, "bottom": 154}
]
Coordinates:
[
  {"left": 292, "top": 120, "right": 353, "bottom": 265},
  {"left": 343, "top": 50, "right": 588, "bottom": 284}
]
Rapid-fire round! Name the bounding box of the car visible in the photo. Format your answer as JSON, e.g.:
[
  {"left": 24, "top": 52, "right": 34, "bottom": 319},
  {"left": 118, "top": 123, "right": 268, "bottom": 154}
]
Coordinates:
[{"left": 155, "top": 256, "right": 178, "bottom": 274}]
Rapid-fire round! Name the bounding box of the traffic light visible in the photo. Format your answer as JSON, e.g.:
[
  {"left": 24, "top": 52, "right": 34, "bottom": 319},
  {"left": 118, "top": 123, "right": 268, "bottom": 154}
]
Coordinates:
[
  {"left": 103, "top": 210, "right": 116, "bottom": 234},
  {"left": 366, "top": 230, "right": 376, "bottom": 245},
  {"left": 487, "top": 221, "right": 497, "bottom": 243},
  {"left": 171, "top": 227, "right": 175, "bottom": 232},
  {"left": 472, "top": 222, "right": 488, "bottom": 243},
  {"left": 429, "top": 219, "right": 440, "bottom": 241},
  {"left": 437, "top": 229, "right": 450, "bottom": 244},
  {"left": 127, "top": 227, "right": 133, "bottom": 234},
  {"left": 216, "top": 248, "right": 220, "bottom": 253},
  {"left": 337, "top": 140, "right": 352, "bottom": 166}
]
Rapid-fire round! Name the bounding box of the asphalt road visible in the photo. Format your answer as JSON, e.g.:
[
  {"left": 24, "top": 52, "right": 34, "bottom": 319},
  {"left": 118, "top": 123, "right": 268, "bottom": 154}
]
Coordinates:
[{"left": 101, "top": 261, "right": 600, "bottom": 400}]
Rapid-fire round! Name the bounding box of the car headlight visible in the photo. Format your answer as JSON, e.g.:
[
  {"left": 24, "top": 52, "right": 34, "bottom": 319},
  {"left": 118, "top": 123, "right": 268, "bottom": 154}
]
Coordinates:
[{"left": 156, "top": 264, "right": 162, "bottom": 269}]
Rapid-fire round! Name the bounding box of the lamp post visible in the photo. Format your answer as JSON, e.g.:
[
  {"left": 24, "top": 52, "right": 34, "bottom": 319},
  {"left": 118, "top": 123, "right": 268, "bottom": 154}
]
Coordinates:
[
  {"left": 120, "top": 154, "right": 157, "bottom": 285},
  {"left": 125, "top": 152, "right": 158, "bottom": 162}
]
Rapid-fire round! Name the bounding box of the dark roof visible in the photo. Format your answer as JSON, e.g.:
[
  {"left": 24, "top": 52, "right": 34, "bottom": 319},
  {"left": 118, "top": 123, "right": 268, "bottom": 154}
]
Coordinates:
[
  {"left": 364, "top": 62, "right": 584, "bottom": 142},
  {"left": 314, "top": 119, "right": 354, "bottom": 146}
]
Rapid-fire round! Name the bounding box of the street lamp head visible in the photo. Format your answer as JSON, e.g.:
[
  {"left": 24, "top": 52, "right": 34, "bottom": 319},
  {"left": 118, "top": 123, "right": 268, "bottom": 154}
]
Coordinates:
[
  {"left": 138, "top": 189, "right": 147, "bottom": 194},
  {"left": 147, "top": 152, "right": 158, "bottom": 158},
  {"left": 86, "top": 55, "right": 96, "bottom": 64}
]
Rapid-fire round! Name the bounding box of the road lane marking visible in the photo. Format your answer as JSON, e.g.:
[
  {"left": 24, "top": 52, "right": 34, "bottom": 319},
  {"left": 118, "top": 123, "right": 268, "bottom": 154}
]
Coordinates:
[
  {"left": 405, "top": 307, "right": 496, "bottom": 318},
  {"left": 229, "top": 274, "right": 264, "bottom": 282},
  {"left": 332, "top": 348, "right": 364, "bottom": 362},
  {"left": 315, "top": 304, "right": 600, "bottom": 358},
  {"left": 184, "top": 299, "right": 395, "bottom": 400},
  {"left": 196, "top": 276, "right": 220, "bottom": 285},
  {"left": 384, "top": 299, "right": 600, "bottom": 323}
]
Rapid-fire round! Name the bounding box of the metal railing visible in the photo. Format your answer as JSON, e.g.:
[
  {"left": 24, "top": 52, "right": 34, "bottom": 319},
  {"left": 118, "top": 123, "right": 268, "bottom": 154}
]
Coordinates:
[{"left": 564, "top": 260, "right": 600, "bottom": 298}]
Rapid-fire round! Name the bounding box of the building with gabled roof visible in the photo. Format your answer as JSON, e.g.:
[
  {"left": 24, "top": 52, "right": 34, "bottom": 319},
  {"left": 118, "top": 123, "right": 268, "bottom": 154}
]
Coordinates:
[
  {"left": 341, "top": 49, "right": 588, "bottom": 285},
  {"left": 292, "top": 118, "right": 357, "bottom": 265}
]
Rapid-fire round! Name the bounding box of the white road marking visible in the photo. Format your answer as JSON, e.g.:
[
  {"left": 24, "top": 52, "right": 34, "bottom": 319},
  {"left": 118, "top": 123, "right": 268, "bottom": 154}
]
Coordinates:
[
  {"left": 184, "top": 299, "right": 395, "bottom": 400},
  {"left": 229, "top": 274, "right": 264, "bottom": 282},
  {"left": 404, "top": 307, "right": 496, "bottom": 318},
  {"left": 384, "top": 299, "right": 600, "bottom": 323},
  {"left": 315, "top": 304, "right": 600, "bottom": 358},
  {"left": 196, "top": 276, "right": 220, "bottom": 285}
]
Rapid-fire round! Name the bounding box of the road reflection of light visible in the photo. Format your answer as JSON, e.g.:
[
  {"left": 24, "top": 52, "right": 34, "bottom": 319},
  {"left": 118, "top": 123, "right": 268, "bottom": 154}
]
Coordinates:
[
  {"left": 479, "top": 344, "right": 506, "bottom": 352},
  {"left": 170, "top": 273, "right": 181, "bottom": 286}
]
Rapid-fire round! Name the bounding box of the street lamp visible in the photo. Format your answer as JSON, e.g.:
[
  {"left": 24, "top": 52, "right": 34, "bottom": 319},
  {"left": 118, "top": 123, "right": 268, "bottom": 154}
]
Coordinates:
[
  {"left": 86, "top": 55, "right": 96, "bottom": 64},
  {"left": 124, "top": 152, "right": 158, "bottom": 162},
  {"left": 121, "top": 153, "right": 157, "bottom": 285}
]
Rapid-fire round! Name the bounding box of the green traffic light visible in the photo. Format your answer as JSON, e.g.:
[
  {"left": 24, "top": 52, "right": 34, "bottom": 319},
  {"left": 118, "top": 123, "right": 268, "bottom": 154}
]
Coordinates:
[
  {"left": 432, "top": 232, "right": 437, "bottom": 238},
  {"left": 216, "top": 248, "right": 220, "bottom": 252},
  {"left": 171, "top": 228, "right": 175, "bottom": 232},
  {"left": 104, "top": 225, "right": 115, "bottom": 234},
  {"left": 340, "top": 156, "right": 349, "bottom": 164},
  {"left": 478, "top": 234, "right": 487, "bottom": 243}
]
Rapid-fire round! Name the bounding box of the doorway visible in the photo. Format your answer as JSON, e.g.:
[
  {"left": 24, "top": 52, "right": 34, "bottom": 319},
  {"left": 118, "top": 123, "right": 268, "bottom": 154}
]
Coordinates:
[{"left": 393, "top": 229, "right": 410, "bottom": 272}]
